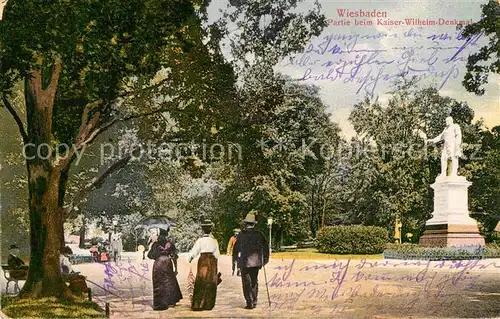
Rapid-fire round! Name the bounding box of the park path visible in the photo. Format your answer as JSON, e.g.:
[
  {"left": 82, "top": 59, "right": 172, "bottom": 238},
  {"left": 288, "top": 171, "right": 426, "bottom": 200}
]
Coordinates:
[
  {"left": 2, "top": 254, "right": 500, "bottom": 318},
  {"left": 76, "top": 254, "right": 500, "bottom": 319}
]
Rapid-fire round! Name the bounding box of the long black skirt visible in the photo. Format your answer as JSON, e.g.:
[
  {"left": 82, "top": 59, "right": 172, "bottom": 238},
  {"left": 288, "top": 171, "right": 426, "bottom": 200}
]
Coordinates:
[
  {"left": 152, "top": 255, "right": 182, "bottom": 310},
  {"left": 191, "top": 253, "right": 221, "bottom": 311}
]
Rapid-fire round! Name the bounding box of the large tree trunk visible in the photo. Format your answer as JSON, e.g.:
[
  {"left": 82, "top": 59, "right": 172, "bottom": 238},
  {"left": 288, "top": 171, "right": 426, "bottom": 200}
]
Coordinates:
[
  {"left": 21, "top": 167, "right": 69, "bottom": 298},
  {"left": 58, "top": 167, "right": 70, "bottom": 249},
  {"left": 19, "top": 61, "right": 70, "bottom": 299}
]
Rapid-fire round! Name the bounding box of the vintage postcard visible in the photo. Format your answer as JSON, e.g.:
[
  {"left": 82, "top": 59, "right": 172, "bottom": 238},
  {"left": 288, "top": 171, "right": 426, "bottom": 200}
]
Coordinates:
[{"left": 0, "top": 0, "right": 499, "bottom": 318}]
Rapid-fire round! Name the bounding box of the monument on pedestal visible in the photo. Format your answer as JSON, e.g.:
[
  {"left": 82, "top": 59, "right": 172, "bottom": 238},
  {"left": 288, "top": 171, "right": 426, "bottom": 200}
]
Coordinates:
[{"left": 419, "top": 116, "right": 485, "bottom": 247}]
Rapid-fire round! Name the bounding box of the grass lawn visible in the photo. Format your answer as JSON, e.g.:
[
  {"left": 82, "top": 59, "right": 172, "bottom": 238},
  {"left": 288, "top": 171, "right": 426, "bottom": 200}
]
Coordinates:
[
  {"left": 1, "top": 295, "right": 106, "bottom": 318},
  {"left": 270, "top": 248, "right": 383, "bottom": 260}
]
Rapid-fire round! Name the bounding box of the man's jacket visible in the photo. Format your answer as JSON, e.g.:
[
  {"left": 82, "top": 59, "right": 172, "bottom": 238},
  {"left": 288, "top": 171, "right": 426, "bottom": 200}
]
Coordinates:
[
  {"left": 8, "top": 254, "right": 25, "bottom": 269},
  {"left": 227, "top": 236, "right": 237, "bottom": 255},
  {"left": 232, "top": 228, "right": 269, "bottom": 268}
]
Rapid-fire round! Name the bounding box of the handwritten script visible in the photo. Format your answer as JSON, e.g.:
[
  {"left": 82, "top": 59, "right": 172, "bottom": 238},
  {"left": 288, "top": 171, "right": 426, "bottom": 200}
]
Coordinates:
[
  {"left": 282, "top": 28, "right": 484, "bottom": 96},
  {"left": 85, "top": 257, "right": 498, "bottom": 316},
  {"left": 88, "top": 259, "right": 151, "bottom": 316},
  {"left": 265, "top": 258, "right": 499, "bottom": 316}
]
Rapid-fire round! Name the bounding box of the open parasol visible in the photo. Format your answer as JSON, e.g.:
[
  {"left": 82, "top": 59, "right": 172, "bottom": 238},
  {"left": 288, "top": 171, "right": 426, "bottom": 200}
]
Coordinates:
[{"left": 134, "top": 215, "right": 176, "bottom": 231}]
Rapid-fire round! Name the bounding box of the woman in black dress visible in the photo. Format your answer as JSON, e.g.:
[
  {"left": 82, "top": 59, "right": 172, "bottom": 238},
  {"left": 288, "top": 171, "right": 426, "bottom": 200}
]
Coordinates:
[{"left": 147, "top": 228, "right": 183, "bottom": 310}]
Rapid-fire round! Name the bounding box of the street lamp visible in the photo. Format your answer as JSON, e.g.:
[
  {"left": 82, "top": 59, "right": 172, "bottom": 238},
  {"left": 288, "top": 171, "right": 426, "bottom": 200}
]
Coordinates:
[{"left": 267, "top": 217, "right": 273, "bottom": 255}]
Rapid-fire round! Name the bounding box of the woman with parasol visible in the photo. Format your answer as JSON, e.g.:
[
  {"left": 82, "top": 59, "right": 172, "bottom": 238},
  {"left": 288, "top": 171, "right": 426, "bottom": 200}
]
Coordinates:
[{"left": 147, "top": 226, "right": 183, "bottom": 310}]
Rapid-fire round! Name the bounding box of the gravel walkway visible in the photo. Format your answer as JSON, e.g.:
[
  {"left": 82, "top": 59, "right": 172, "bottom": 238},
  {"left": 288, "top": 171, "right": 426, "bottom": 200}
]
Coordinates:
[{"left": 68, "top": 254, "right": 500, "bottom": 319}]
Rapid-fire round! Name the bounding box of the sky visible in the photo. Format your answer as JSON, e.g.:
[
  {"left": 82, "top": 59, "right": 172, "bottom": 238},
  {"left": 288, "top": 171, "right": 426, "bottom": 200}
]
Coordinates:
[{"left": 209, "top": 0, "right": 499, "bottom": 137}]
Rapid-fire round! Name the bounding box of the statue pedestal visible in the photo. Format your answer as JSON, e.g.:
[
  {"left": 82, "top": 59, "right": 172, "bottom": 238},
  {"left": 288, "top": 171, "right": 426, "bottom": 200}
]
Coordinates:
[{"left": 419, "top": 175, "right": 485, "bottom": 247}]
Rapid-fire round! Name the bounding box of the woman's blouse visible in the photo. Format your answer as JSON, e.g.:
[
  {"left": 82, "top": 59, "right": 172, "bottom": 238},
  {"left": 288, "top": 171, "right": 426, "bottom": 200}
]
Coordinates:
[{"left": 187, "top": 235, "right": 220, "bottom": 262}]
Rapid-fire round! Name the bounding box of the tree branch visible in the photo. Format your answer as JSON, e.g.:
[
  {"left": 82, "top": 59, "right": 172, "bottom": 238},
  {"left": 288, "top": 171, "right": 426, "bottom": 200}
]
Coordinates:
[
  {"left": 117, "top": 77, "right": 170, "bottom": 100},
  {"left": 72, "top": 76, "right": 171, "bottom": 149},
  {"left": 75, "top": 100, "right": 102, "bottom": 146},
  {"left": 2, "top": 95, "right": 28, "bottom": 143},
  {"left": 78, "top": 108, "right": 169, "bottom": 149},
  {"left": 65, "top": 146, "right": 141, "bottom": 220},
  {"left": 47, "top": 58, "right": 62, "bottom": 93}
]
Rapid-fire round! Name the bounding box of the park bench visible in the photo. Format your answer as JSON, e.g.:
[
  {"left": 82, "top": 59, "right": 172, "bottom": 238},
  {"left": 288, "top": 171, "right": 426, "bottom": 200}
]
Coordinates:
[
  {"left": 70, "top": 255, "right": 93, "bottom": 264},
  {"left": 2, "top": 265, "right": 28, "bottom": 294},
  {"left": 298, "top": 241, "right": 315, "bottom": 248},
  {"left": 279, "top": 245, "right": 298, "bottom": 252}
]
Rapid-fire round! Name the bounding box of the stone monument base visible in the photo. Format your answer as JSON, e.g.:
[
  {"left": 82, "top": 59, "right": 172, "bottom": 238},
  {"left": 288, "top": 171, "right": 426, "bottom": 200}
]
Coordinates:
[
  {"left": 419, "top": 224, "right": 485, "bottom": 247},
  {"left": 419, "top": 175, "right": 485, "bottom": 247}
]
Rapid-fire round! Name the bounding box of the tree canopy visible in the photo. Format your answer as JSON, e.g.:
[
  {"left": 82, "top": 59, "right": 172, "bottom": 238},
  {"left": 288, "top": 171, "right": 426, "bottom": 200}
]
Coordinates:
[{"left": 459, "top": 0, "right": 500, "bottom": 95}]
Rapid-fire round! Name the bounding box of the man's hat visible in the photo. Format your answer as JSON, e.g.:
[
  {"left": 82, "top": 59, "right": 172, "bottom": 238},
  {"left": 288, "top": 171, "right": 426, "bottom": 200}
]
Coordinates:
[
  {"left": 9, "top": 244, "right": 19, "bottom": 250},
  {"left": 201, "top": 219, "right": 213, "bottom": 227},
  {"left": 242, "top": 212, "right": 257, "bottom": 224}
]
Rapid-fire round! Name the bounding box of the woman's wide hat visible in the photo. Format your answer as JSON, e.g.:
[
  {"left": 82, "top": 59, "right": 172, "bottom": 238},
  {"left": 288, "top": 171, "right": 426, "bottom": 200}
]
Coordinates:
[{"left": 242, "top": 212, "right": 257, "bottom": 224}]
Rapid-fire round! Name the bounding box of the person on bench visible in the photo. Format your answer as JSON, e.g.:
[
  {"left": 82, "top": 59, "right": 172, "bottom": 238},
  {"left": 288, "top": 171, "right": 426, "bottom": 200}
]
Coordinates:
[
  {"left": 60, "top": 246, "right": 77, "bottom": 275},
  {"left": 4, "top": 244, "right": 28, "bottom": 294},
  {"left": 60, "top": 246, "right": 88, "bottom": 295},
  {"left": 8, "top": 244, "right": 27, "bottom": 270}
]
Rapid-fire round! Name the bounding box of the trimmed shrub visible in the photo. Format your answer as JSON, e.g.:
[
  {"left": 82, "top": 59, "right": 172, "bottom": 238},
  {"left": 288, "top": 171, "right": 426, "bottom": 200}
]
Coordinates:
[
  {"left": 315, "top": 226, "right": 389, "bottom": 254},
  {"left": 383, "top": 243, "right": 500, "bottom": 260}
]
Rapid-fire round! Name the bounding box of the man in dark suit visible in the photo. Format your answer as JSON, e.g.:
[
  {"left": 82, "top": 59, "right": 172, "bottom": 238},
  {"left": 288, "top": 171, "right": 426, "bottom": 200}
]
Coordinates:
[
  {"left": 7, "top": 244, "right": 28, "bottom": 285},
  {"left": 8, "top": 244, "right": 26, "bottom": 269},
  {"left": 232, "top": 212, "right": 269, "bottom": 309}
]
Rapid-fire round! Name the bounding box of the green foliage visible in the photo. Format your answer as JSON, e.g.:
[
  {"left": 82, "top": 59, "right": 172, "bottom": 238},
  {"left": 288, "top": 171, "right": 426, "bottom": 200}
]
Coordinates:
[
  {"left": 170, "top": 222, "right": 204, "bottom": 253},
  {"left": 1, "top": 296, "right": 105, "bottom": 318},
  {"left": 459, "top": 0, "right": 500, "bottom": 95},
  {"left": 143, "top": 160, "right": 222, "bottom": 252},
  {"left": 343, "top": 81, "right": 490, "bottom": 240},
  {"left": 488, "top": 231, "right": 500, "bottom": 244},
  {"left": 1, "top": 0, "right": 329, "bottom": 267},
  {"left": 315, "top": 226, "right": 389, "bottom": 254},
  {"left": 214, "top": 72, "right": 341, "bottom": 246},
  {"left": 383, "top": 243, "right": 500, "bottom": 260},
  {"left": 221, "top": 0, "right": 326, "bottom": 68},
  {"left": 1, "top": 207, "right": 29, "bottom": 262},
  {"left": 0, "top": 0, "right": 198, "bottom": 92},
  {"left": 468, "top": 126, "right": 500, "bottom": 233}
]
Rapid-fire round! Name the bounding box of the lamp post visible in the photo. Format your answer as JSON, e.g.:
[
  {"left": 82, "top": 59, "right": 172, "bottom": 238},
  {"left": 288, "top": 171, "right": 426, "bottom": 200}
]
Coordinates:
[
  {"left": 111, "top": 220, "right": 118, "bottom": 262},
  {"left": 135, "top": 230, "right": 138, "bottom": 252},
  {"left": 267, "top": 217, "right": 273, "bottom": 255}
]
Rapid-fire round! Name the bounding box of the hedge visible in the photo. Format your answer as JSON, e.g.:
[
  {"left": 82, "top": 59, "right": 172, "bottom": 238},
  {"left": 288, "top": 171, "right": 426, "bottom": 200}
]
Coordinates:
[
  {"left": 315, "top": 226, "right": 389, "bottom": 254},
  {"left": 383, "top": 243, "right": 500, "bottom": 260}
]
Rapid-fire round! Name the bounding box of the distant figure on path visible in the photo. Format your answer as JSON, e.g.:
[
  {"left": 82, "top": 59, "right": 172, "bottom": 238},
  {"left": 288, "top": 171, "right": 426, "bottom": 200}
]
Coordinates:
[
  {"left": 111, "top": 231, "right": 123, "bottom": 262},
  {"left": 232, "top": 212, "right": 269, "bottom": 309},
  {"left": 100, "top": 248, "right": 109, "bottom": 262},
  {"left": 90, "top": 244, "right": 99, "bottom": 262},
  {"left": 227, "top": 228, "right": 241, "bottom": 276},
  {"left": 147, "top": 228, "right": 182, "bottom": 310},
  {"left": 187, "top": 219, "right": 222, "bottom": 311}
]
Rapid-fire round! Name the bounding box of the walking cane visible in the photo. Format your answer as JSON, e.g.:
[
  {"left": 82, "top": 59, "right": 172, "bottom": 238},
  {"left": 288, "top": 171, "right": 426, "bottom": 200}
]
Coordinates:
[{"left": 262, "top": 264, "right": 271, "bottom": 307}]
